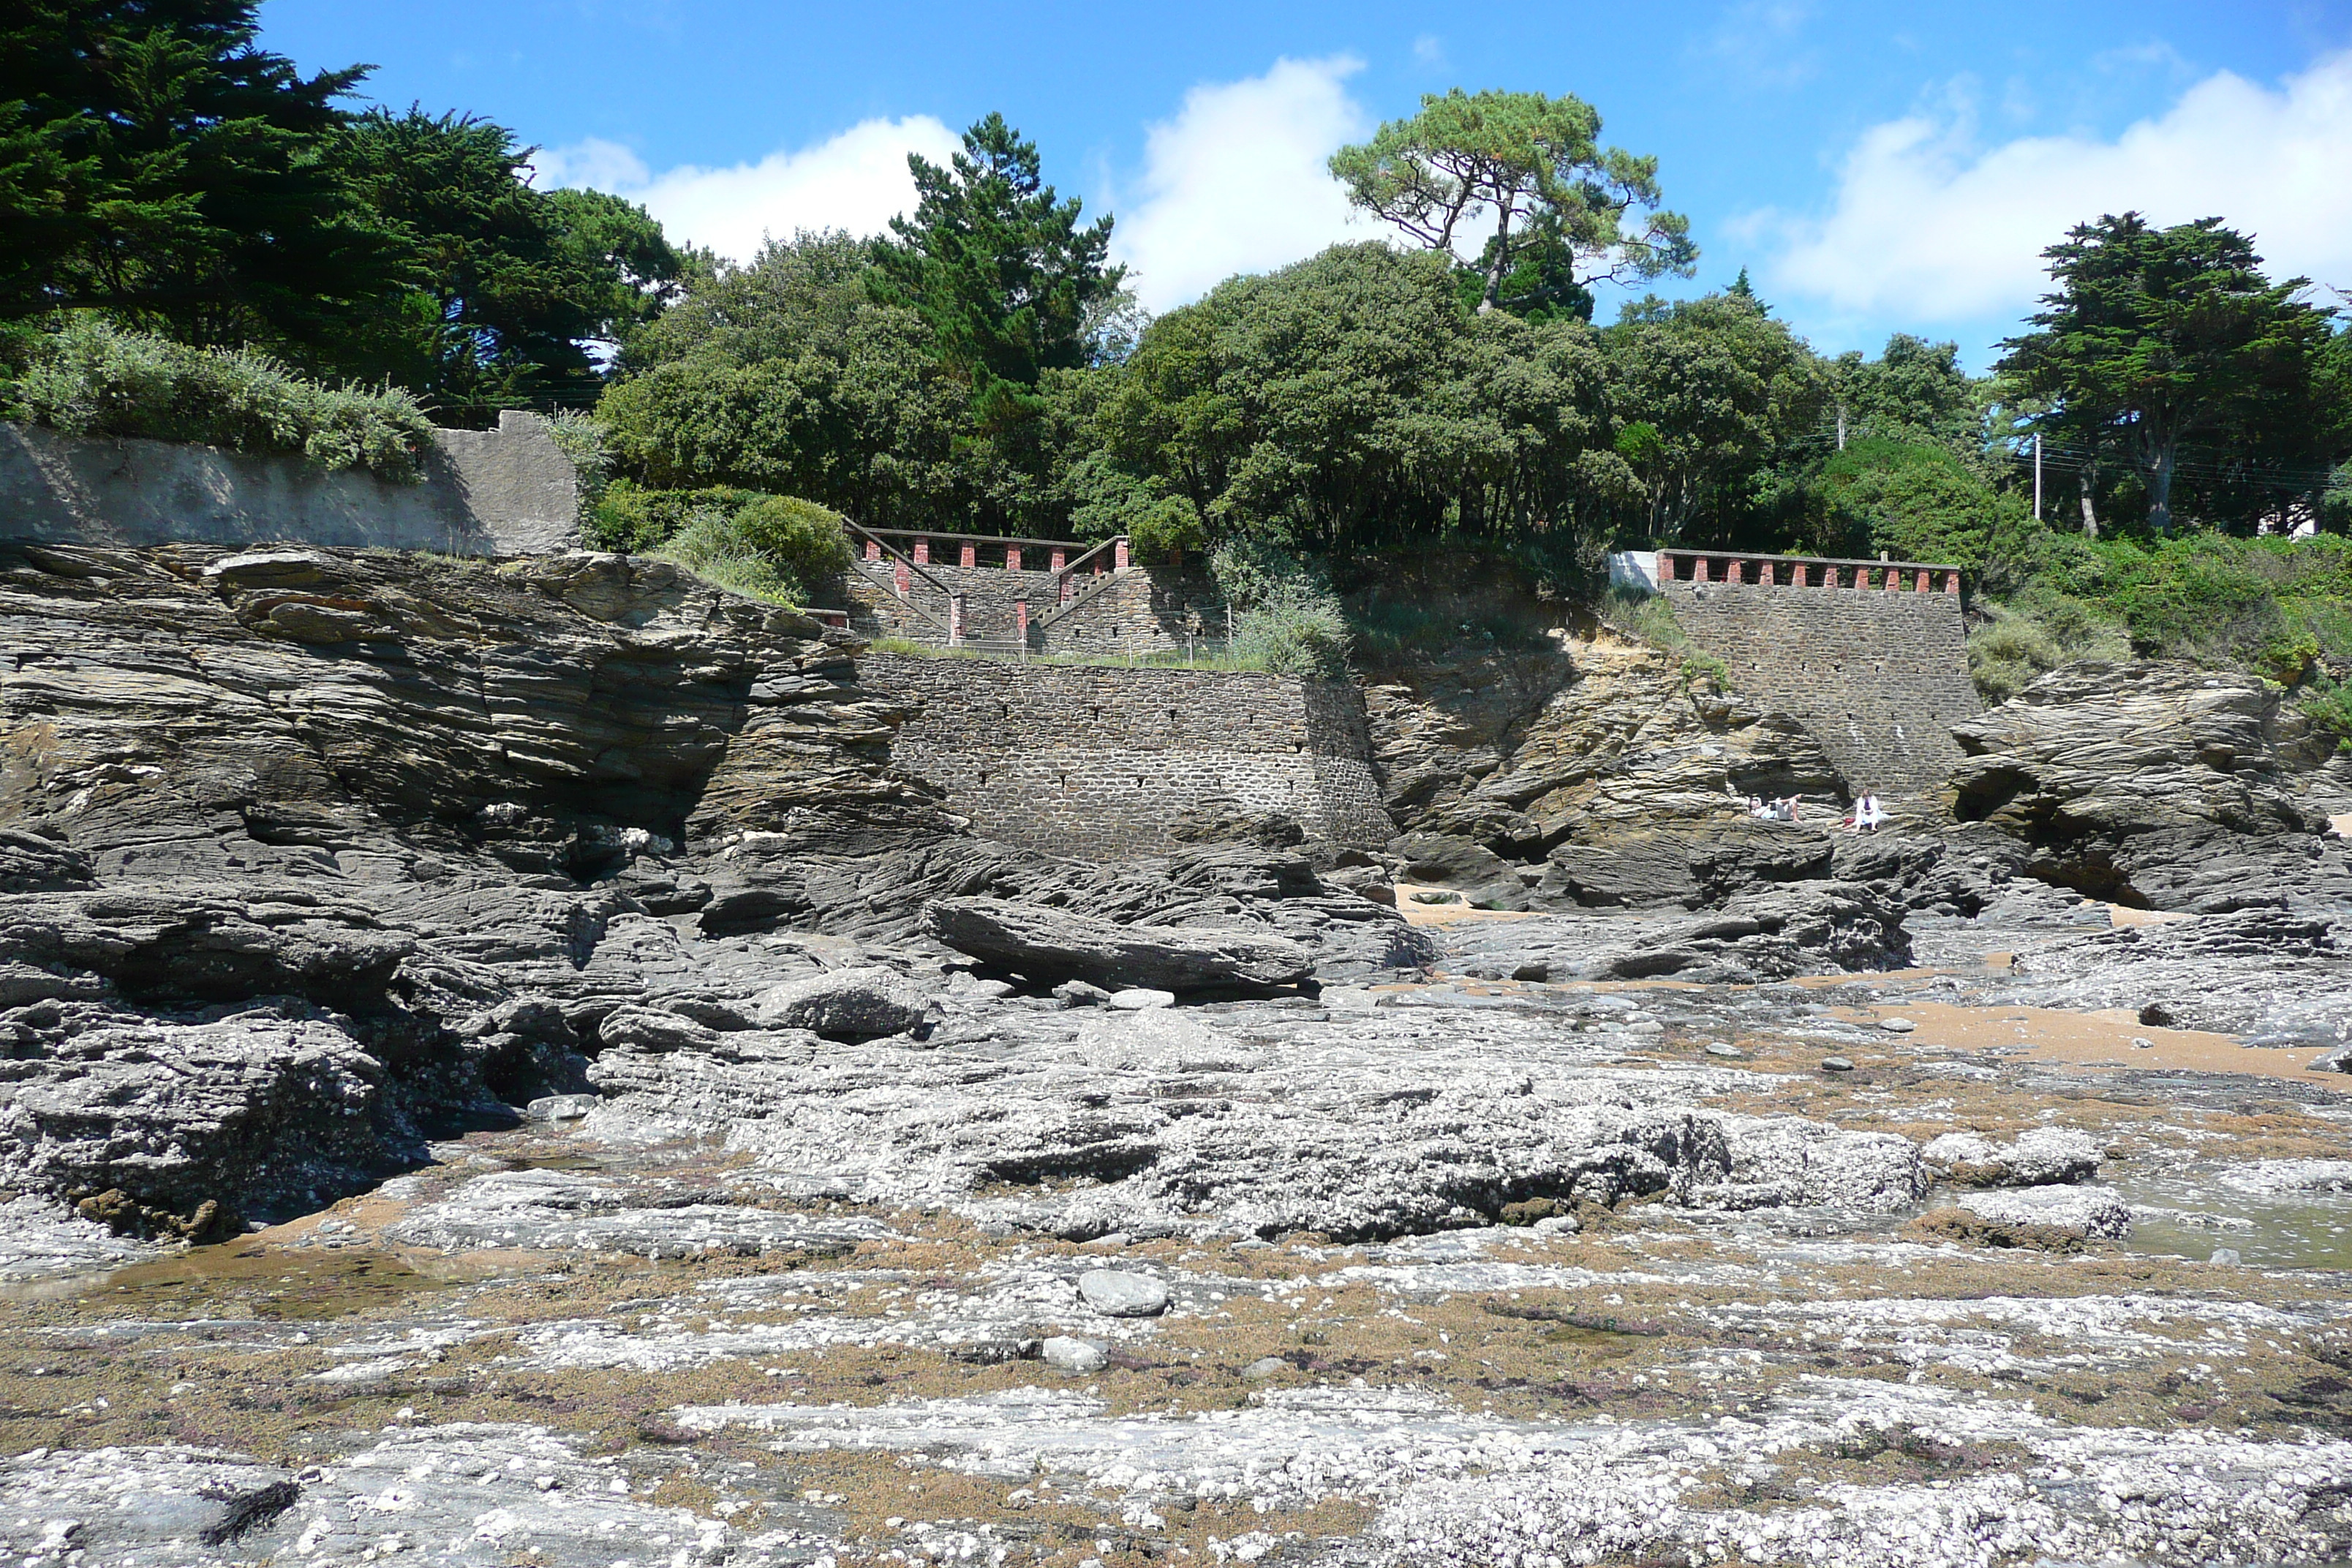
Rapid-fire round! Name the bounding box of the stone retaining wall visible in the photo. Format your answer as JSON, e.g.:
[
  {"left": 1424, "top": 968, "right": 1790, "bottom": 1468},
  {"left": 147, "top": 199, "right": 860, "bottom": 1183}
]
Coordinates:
[
  {"left": 0, "top": 411, "right": 578, "bottom": 556},
  {"left": 1663, "top": 579, "right": 1979, "bottom": 799},
  {"left": 862, "top": 652, "right": 1393, "bottom": 859}
]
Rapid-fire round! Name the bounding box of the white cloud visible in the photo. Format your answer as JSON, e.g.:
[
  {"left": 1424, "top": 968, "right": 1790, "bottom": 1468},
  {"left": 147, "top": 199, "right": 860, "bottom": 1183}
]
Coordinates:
[
  {"left": 1110, "top": 56, "right": 1375, "bottom": 312},
  {"left": 1750, "top": 50, "right": 2352, "bottom": 331},
  {"left": 531, "top": 116, "right": 962, "bottom": 261}
]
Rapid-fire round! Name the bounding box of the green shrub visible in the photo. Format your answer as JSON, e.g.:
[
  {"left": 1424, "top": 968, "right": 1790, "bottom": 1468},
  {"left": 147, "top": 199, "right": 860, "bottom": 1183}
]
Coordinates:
[
  {"left": 1809, "top": 437, "right": 2016, "bottom": 568},
  {"left": 731, "top": 494, "right": 855, "bottom": 587},
  {"left": 545, "top": 410, "right": 612, "bottom": 525},
  {"left": 2029, "top": 534, "right": 2352, "bottom": 672},
  {"left": 1964, "top": 588, "right": 2129, "bottom": 703},
  {"left": 1232, "top": 595, "right": 1350, "bottom": 677},
  {"left": 1127, "top": 494, "right": 1206, "bottom": 562},
  {"left": 1210, "top": 538, "right": 1352, "bottom": 676},
  {"left": 2299, "top": 674, "right": 2352, "bottom": 754},
  {"left": 653, "top": 507, "right": 802, "bottom": 603},
  {"left": 630, "top": 488, "right": 853, "bottom": 608},
  {"left": 1597, "top": 586, "right": 1729, "bottom": 687},
  {"left": 0, "top": 316, "right": 433, "bottom": 480},
  {"left": 585, "top": 478, "right": 766, "bottom": 552}
]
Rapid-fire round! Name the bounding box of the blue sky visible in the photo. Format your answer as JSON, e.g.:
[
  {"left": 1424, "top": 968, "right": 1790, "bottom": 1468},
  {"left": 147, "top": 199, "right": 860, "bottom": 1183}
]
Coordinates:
[{"left": 262, "top": 0, "right": 2352, "bottom": 368}]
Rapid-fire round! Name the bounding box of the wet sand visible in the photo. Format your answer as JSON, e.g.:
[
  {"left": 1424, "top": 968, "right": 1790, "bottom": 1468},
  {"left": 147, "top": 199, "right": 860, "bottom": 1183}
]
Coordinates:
[{"left": 1834, "top": 999, "right": 2351, "bottom": 1090}]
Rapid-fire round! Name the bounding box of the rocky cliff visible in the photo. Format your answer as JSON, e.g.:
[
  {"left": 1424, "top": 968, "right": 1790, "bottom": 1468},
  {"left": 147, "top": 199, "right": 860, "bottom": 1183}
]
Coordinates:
[
  {"left": 0, "top": 544, "right": 1421, "bottom": 1235},
  {"left": 10, "top": 551, "right": 2352, "bottom": 1568}
]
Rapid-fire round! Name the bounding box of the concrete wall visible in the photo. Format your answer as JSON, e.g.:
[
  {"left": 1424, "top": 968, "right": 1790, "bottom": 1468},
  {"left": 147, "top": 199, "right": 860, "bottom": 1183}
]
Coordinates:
[
  {"left": 862, "top": 652, "right": 1394, "bottom": 860},
  {"left": 0, "top": 410, "right": 578, "bottom": 556},
  {"left": 1663, "top": 579, "right": 1979, "bottom": 799}
]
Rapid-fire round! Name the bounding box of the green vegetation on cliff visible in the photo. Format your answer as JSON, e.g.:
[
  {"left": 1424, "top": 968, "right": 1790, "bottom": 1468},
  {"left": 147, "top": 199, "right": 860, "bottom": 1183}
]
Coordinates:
[
  {"left": 0, "top": 317, "right": 433, "bottom": 479},
  {"left": 7, "top": 2, "right": 2349, "bottom": 708}
]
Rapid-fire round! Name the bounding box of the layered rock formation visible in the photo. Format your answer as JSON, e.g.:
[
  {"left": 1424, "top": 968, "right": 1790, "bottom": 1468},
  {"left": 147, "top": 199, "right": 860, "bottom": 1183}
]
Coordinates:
[{"left": 0, "top": 545, "right": 1423, "bottom": 1233}]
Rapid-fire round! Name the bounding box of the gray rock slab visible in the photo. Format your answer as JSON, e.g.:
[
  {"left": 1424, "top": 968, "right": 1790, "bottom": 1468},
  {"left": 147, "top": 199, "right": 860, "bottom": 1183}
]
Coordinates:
[
  {"left": 923, "top": 897, "right": 1313, "bottom": 995},
  {"left": 1076, "top": 1268, "right": 1170, "bottom": 1317},
  {"left": 752, "top": 965, "right": 934, "bottom": 1041},
  {"left": 1039, "top": 1335, "right": 1108, "bottom": 1373},
  {"left": 1956, "top": 1184, "right": 2133, "bottom": 1240}
]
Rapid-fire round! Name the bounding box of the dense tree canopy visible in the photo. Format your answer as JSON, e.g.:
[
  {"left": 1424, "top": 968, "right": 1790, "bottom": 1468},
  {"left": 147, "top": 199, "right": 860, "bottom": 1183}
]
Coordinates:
[
  {"left": 869, "top": 114, "right": 1123, "bottom": 414},
  {"left": 1094, "top": 244, "right": 1624, "bottom": 551},
  {"left": 10, "top": 7, "right": 2347, "bottom": 589},
  {"left": 0, "top": 1, "right": 684, "bottom": 420},
  {"left": 0, "top": 0, "right": 403, "bottom": 353},
  {"left": 332, "top": 109, "right": 682, "bottom": 417},
  {"left": 1600, "top": 292, "right": 1823, "bottom": 546},
  {"left": 1999, "top": 214, "right": 2337, "bottom": 533},
  {"left": 1330, "top": 89, "right": 1695, "bottom": 314}
]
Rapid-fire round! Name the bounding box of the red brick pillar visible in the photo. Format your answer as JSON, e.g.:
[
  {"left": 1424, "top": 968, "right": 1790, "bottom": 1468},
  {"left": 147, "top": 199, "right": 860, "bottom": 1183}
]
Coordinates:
[
  {"left": 1015, "top": 597, "right": 1029, "bottom": 641},
  {"left": 1942, "top": 570, "right": 1961, "bottom": 594},
  {"left": 1006, "top": 546, "right": 1022, "bottom": 573},
  {"left": 893, "top": 559, "right": 910, "bottom": 598},
  {"left": 1049, "top": 547, "right": 1066, "bottom": 573},
  {"left": 1115, "top": 538, "right": 1130, "bottom": 571},
  {"left": 1914, "top": 568, "right": 1930, "bottom": 592},
  {"left": 960, "top": 541, "right": 976, "bottom": 569},
  {"left": 949, "top": 591, "right": 965, "bottom": 647},
  {"left": 913, "top": 537, "right": 930, "bottom": 565},
  {"left": 1882, "top": 565, "right": 1899, "bottom": 592},
  {"left": 864, "top": 538, "right": 881, "bottom": 562},
  {"left": 1694, "top": 556, "right": 1711, "bottom": 583}
]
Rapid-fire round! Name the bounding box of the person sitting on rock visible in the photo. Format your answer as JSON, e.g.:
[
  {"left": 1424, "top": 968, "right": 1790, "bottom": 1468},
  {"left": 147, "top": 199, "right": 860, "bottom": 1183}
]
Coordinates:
[{"left": 1853, "top": 792, "right": 1884, "bottom": 833}]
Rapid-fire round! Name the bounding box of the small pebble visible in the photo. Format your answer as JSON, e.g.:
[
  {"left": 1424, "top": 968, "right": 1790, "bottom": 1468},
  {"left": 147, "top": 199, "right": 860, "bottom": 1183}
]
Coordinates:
[
  {"left": 1821, "top": 1056, "right": 1855, "bottom": 1073},
  {"left": 1705, "top": 1043, "right": 1744, "bottom": 1059},
  {"left": 2131, "top": 1037, "right": 2155, "bottom": 1049},
  {"left": 1879, "top": 1017, "right": 1916, "bottom": 1033},
  {"left": 1242, "top": 1356, "right": 1289, "bottom": 1381},
  {"left": 2209, "top": 1247, "right": 2243, "bottom": 1266}
]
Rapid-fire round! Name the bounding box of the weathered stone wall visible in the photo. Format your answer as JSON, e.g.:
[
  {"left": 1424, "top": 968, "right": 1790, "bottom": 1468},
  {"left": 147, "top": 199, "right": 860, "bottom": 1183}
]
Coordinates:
[
  {"left": 862, "top": 652, "right": 1393, "bottom": 859},
  {"left": 0, "top": 410, "right": 578, "bottom": 556},
  {"left": 1662, "top": 580, "right": 1979, "bottom": 799},
  {"left": 847, "top": 562, "right": 1227, "bottom": 655}
]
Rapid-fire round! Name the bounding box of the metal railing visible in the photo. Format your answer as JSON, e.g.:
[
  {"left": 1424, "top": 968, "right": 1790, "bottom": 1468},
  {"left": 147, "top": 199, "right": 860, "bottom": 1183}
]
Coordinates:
[{"left": 844, "top": 519, "right": 1139, "bottom": 647}]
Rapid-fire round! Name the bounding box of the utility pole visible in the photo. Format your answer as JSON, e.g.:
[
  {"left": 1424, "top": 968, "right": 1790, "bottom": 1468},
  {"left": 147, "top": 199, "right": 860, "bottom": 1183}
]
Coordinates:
[
  {"left": 1836, "top": 404, "right": 1847, "bottom": 451},
  {"left": 2032, "top": 433, "right": 2043, "bottom": 522}
]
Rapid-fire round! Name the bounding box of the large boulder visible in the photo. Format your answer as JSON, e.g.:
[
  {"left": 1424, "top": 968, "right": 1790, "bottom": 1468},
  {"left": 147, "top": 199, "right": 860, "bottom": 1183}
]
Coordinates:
[
  {"left": 1605, "top": 880, "right": 1911, "bottom": 981},
  {"left": 1950, "top": 660, "right": 2341, "bottom": 910},
  {"left": 922, "top": 897, "right": 1315, "bottom": 995},
  {"left": 750, "top": 966, "right": 935, "bottom": 1041},
  {"left": 1539, "top": 818, "right": 1833, "bottom": 911},
  {"left": 0, "top": 889, "right": 411, "bottom": 1008},
  {"left": 1387, "top": 832, "right": 1529, "bottom": 910}
]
